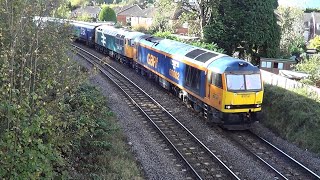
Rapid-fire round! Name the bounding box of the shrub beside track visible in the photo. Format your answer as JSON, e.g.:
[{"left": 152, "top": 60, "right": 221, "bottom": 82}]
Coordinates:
[{"left": 262, "top": 84, "right": 320, "bottom": 155}]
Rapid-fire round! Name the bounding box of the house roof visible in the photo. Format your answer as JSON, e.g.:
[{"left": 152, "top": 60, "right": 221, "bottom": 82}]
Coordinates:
[
  {"left": 260, "top": 58, "right": 296, "bottom": 62},
  {"left": 113, "top": 5, "right": 133, "bottom": 14},
  {"left": 304, "top": 12, "right": 320, "bottom": 23},
  {"left": 117, "top": 5, "right": 142, "bottom": 16},
  {"left": 135, "top": 7, "right": 155, "bottom": 18},
  {"left": 116, "top": 4, "right": 155, "bottom": 18},
  {"left": 72, "top": 6, "right": 101, "bottom": 15}
]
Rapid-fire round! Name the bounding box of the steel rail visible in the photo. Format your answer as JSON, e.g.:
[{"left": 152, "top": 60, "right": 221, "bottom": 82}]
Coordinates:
[
  {"left": 72, "top": 44, "right": 240, "bottom": 180},
  {"left": 230, "top": 130, "right": 319, "bottom": 180},
  {"left": 254, "top": 132, "right": 320, "bottom": 179}
]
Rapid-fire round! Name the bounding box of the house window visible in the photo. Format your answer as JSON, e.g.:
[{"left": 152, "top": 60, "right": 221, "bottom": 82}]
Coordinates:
[
  {"left": 274, "top": 62, "right": 278, "bottom": 68},
  {"left": 261, "top": 61, "right": 267, "bottom": 68},
  {"left": 278, "top": 63, "right": 284, "bottom": 69},
  {"left": 266, "top": 62, "right": 272, "bottom": 68},
  {"left": 126, "top": 17, "right": 131, "bottom": 23}
]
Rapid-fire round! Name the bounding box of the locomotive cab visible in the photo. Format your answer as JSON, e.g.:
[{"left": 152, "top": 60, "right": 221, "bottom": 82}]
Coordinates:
[
  {"left": 124, "top": 32, "right": 144, "bottom": 60},
  {"left": 206, "top": 58, "right": 263, "bottom": 129}
]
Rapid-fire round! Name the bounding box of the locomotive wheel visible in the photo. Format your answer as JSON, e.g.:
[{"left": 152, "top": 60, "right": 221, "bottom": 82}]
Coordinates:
[{"left": 193, "top": 102, "right": 202, "bottom": 113}]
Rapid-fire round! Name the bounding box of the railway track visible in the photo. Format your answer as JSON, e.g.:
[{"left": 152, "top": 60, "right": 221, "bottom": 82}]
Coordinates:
[
  {"left": 72, "top": 44, "right": 240, "bottom": 179},
  {"left": 229, "top": 130, "right": 320, "bottom": 180}
]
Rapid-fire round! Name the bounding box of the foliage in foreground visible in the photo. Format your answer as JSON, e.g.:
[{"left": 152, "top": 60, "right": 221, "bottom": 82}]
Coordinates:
[
  {"left": 63, "top": 84, "right": 142, "bottom": 179},
  {"left": 0, "top": 0, "right": 85, "bottom": 177},
  {"left": 262, "top": 85, "right": 320, "bottom": 155},
  {"left": 0, "top": 0, "right": 141, "bottom": 178}
]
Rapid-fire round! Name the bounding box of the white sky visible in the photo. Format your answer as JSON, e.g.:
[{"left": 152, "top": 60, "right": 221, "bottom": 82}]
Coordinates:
[{"left": 278, "top": 0, "right": 320, "bottom": 8}]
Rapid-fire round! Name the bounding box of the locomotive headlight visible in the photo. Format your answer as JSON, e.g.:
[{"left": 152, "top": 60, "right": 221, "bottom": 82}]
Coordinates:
[
  {"left": 255, "top": 104, "right": 261, "bottom": 108},
  {"left": 226, "top": 105, "right": 231, "bottom": 109}
]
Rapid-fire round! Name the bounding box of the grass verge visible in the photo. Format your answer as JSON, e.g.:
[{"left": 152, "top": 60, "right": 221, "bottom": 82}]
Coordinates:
[
  {"left": 66, "top": 84, "right": 143, "bottom": 179},
  {"left": 261, "top": 84, "right": 320, "bottom": 155}
]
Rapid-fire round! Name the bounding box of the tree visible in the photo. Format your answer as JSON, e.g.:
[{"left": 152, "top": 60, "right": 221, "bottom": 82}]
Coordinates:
[
  {"left": 295, "top": 56, "right": 320, "bottom": 86},
  {"left": 277, "top": 6, "right": 305, "bottom": 58},
  {"left": 178, "top": 0, "right": 217, "bottom": 38},
  {"left": 53, "top": 0, "right": 71, "bottom": 18},
  {"left": 98, "top": 5, "right": 117, "bottom": 22},
  {"left": 177, "top": 11, "right": 201, "bottom": 37},
  {"left": 0, "top": 0, "right": 87, "bottom": 177},
  {"left": 151, "top": 0, "right": 177, "bottom": 33},
  {"left": 305, "top": 8, "right": 320, "bottom": 13},
  {"left": 204, "top": 0, "right": 281, "bottom": 64},
  {"left": 70, "top": 0, "right": 90, "bottom": 7}
]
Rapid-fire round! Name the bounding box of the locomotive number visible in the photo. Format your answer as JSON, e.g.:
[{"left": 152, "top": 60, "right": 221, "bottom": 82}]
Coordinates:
[
  {"left": 147, "top": 54, "right": 158, "bottom": 68},
  {"left": 169, "top": 69, "right": 180, "bottom": 80}
]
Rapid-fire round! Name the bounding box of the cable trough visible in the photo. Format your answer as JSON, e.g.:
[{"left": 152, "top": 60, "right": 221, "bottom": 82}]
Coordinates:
[{"left": 72, "top": 44, "right": 240, "bottom": 180}]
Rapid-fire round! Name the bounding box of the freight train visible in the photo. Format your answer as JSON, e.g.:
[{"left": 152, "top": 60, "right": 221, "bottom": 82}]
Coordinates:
[{"left": 69, "top": 20, "right": 263, "bottom": 130}]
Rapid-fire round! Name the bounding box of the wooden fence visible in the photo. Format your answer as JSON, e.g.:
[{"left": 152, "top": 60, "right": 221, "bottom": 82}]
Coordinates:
[{"left": 261, "top": 70, "right": 320, "bottom": 98}]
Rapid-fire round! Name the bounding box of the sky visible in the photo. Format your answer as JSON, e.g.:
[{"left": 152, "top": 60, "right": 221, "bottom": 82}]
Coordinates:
[{"left": 278, "top": 0, "right": 320, "bottom": 8}]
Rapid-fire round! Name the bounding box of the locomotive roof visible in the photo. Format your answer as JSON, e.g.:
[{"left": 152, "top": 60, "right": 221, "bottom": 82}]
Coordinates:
[
  {"left": 71, "top": 22, "right": 97, "bottom": 30},
  {"left": 125, "top": 31, "right": 145, "bottom": 39},
  {"left": 138, "top": 36, "right": 226, "bottom": 68},
  {"left": 102, "top": 26, "right": 122, "bottom": 36},
  {"left": 208, "top": 56, "right": 260, "bottom": 73}
]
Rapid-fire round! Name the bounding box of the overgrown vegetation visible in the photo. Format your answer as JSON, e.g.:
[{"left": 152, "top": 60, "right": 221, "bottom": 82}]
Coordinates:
[
  {"left": 0, "top": 0, "right": 141, "bottom": 178},
  {"left": 262, "top": 85, "right": 320, "bottom": 155},
  {"left": 295, "top": 55, "right": 320, "bottom": 86},
  {"left": 63, "top": 84, "right": 142, "bottom": 179}
]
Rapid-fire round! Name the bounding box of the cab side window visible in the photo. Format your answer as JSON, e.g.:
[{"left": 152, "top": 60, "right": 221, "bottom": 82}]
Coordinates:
[{"left": 212, "top": 73, "right": 223, "bottom": 89}]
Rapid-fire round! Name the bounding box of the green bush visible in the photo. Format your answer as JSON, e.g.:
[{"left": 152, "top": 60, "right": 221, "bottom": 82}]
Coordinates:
[
  {"left": 262, "top": 85, "right": 320, "bottom": 154},
  {"left": 308, "top": 35, "right": 320, "bottom": 52},
  {"left": 132, "top": 25, "right": 148, "bottom": 33},
  {"left": 153, "top": 31, "right": 180, "bottom": 41},
  {"left": 189, "top": 41, "right": 225, "bottom": 53},
  {"left": 295, "top": 55, "right": 320, "bottom": 86},
  {"left": 99, "top": 6, "right": 117, "bottom": 22}
]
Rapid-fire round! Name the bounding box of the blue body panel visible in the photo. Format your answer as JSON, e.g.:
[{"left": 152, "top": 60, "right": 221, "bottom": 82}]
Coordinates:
[
  {"left": 101, "top": 27, "right": 125, "bottom": 56},
  {"left": 72, "top": 22, "right": 95, "bottom": 42},
  {"left": 96, "top": 31, "right": 117, "bottom": 52},
  {"left": 137, "top": 44, "right": 206, "bottom": 98},
  {"left": 208, "top": 56, "right": 260, "bottom": 74},
  {"left": 106, "top": 34, "right": 117, "bottom": 53}
]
